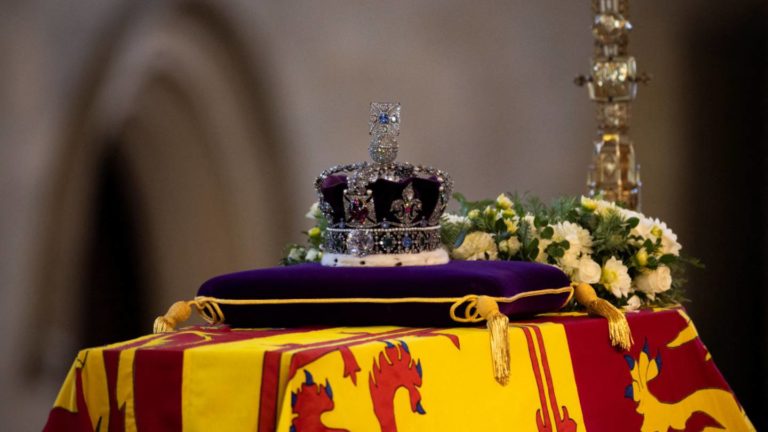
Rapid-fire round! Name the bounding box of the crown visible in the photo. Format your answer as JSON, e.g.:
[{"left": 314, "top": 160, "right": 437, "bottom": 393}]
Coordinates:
[{"left": 314, "top": 102, "right": 453, "bottom": 266}]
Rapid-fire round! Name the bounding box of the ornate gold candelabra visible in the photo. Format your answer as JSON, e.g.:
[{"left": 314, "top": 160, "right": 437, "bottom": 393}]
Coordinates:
[{"left": 576, "top": 0, "right": 650, "bottom": 210}]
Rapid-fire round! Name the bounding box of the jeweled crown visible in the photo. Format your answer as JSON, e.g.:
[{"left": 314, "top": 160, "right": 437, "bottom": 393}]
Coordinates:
[{"left": 315, "top": 102, "right": 452, "bottom": 259}]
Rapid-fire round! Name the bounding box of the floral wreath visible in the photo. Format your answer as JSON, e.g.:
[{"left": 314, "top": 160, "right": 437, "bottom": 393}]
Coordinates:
[{"left": 284, "top": 193, "right": 701, "bottom": 311}]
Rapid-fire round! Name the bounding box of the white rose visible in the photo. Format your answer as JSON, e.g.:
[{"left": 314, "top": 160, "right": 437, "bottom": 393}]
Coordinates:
[
  {"left": 601, "top": 256, "right": 632, "bottom": 298},
  {"left": 452, "top": 231, "right": 498, "bottom": 261},
  {"left": 633, "top": 265, "right": 672, "bottom": 300},
  {"left": 558, "top": 251, "right": 580, "bottom": 274},
  {"left": 572, "top": 256, "right": 601, "bottom": 284},
  {"left": 625, "top": 295, "right": 643, "bottom": 312}
]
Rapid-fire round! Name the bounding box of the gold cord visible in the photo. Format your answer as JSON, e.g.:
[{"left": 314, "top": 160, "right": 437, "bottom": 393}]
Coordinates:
[
  {"left": 152, "top": 287, "right": 573, "bottom": 331},
  {"left": 152, "top": 287, "right": 574, "bottom": 387}
]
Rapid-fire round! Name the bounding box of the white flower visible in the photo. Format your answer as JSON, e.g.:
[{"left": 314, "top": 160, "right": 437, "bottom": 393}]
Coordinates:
[
  {"left": 305, "top": 248, "right": 321, "bottom": 262},
  {"left": 522, "top": 214, "right": 536, "bottom": 228},
  {"left": 552, "top": 221, "right": 593, "bottom": 257},
  {"left": 496, "top": 193, "right": 513, "bottom": 210},
  {"left": 549, "top": 221, "right": 593, "bottom": 274},
  {"left": 287, "top": 247, "right": 305, "bottom": 262},
  {"left": 305, "top": 202, "right": 321, "bottom": 220},
  {"left": 572, "top": 256, "right": 601, "bottom": 284},
  {"left": 601, "top": 256, "right": 632, "bottom": 298},
  {"left": 625, "top": 295, "right": 643, "bottom": 312},
  {"left": 652, "top": 219, "right": 682, "bottom": 256},
  {"left": 594, "top": 199, "right": 620, "bottom": 216},
  {"left": 452, "top": 231, "right": 498, "bottom": 261},
  {"left": 498, "top": 236, "right": 521, "bottom": 256},
  {"left": 633, "top": 265, "right": 672, "bottom": 300},
  {"left": 618, "top": 207, "right": 643, "bottom": 221},
  {"left": 630, "top": 217, "right": 682, "bottom": 256},
  {"left": 630, "top": 216, "right": 655, "bottom": 243},
  {"left": 559, "top": 252, "right": 580, "bottom": 274}
]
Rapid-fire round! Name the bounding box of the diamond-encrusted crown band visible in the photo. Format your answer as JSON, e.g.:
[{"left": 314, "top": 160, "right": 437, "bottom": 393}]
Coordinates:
[{"left": 326, "top": 226, "right": 442, "bottom": 256}]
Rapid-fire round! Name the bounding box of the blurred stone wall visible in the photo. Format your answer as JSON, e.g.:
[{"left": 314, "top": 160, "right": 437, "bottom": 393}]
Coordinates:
[{"left": 1, "top": 0, "right": 765, "bottom": 429}]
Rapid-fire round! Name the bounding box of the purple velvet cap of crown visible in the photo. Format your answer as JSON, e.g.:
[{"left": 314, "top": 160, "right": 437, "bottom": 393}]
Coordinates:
[
  {"left": 320, "top": 175, "right": 441, "bottom": 225},
  {"left": 197, "top": 260, "right": 572, "bottom": 328}
]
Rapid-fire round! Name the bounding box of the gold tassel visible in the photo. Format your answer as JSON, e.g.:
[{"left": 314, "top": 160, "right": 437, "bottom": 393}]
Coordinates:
[
  {"left": 153, "top": 301, "right": 192, "bottom": 333},
  {"left": 574, "top": 283, "right": 633, "bottom": 350},
  {"left": 476, "top": 296, "right": 510, "bottom": 386}
]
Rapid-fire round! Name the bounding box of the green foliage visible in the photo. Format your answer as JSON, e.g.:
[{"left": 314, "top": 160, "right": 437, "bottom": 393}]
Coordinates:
[
  {"left": 440, "top": 217, "right": 468, "bottom": 249},
  {"left": 590, "top": 212, "right": 633, "bottom": 256},
  {"left": 453, "top": 193, "right": 494, "bottom": 215}
]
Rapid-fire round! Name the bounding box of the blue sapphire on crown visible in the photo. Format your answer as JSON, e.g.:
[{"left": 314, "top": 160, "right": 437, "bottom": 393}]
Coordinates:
[{"left": 369, "top": 102, "right": 401, "bottom": 136}]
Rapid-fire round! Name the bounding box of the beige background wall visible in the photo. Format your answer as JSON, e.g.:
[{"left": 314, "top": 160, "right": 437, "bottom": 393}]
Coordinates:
[{"left": 1, "top": 0, "right": 765, "bottom": 429}]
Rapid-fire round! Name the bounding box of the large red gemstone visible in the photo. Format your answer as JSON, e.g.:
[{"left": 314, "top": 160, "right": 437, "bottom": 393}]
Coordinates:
[{"left": 350, "top": 200, "right": 369, "bottom": 223}]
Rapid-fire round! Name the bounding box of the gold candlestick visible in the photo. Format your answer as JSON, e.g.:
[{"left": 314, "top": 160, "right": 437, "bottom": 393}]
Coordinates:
[{"left": 576, "top": 0, "right": 650, "bottom": 210}]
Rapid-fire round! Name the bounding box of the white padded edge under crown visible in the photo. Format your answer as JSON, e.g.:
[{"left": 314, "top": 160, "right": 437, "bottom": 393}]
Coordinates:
[{"left": 321, "top": 248, "right": 449, "bottom": 267}]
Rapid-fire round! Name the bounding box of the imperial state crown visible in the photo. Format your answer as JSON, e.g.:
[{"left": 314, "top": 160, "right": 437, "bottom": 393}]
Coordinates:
[{"left": 314, "top": 102, "right": 453, "bottom": 266}]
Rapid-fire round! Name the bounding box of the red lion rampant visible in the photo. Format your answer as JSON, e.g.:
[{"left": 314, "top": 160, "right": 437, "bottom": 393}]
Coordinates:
[
  {"left": 369, "top": 340, "right": 426, "bottom": 431},
  {"left": 290, "top": 370, "right": 349, "bottom": 432}
]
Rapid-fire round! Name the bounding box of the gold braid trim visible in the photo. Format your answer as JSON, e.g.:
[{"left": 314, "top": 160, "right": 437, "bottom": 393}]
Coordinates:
[{"left": 152, "top": 286, "right": 573, "bottom": 386}]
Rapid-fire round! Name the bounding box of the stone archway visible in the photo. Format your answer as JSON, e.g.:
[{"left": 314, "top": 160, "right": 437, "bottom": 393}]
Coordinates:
[{"left": 23, "top": 0, "right": 287, "bottom": 399}]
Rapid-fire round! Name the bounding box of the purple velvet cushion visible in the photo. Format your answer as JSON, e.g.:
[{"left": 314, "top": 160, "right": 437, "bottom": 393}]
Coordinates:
[{"left": 197, "top": 260, "right": 571, "bottom": 328}]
